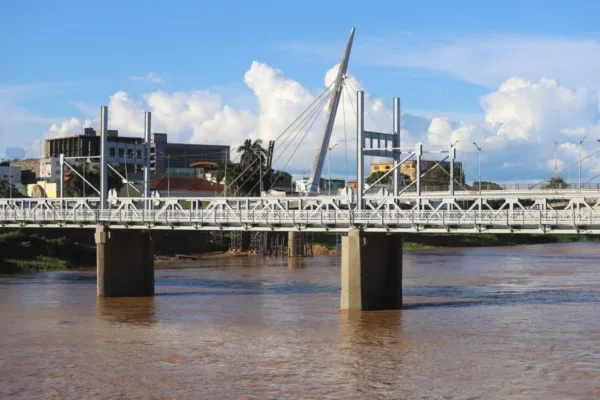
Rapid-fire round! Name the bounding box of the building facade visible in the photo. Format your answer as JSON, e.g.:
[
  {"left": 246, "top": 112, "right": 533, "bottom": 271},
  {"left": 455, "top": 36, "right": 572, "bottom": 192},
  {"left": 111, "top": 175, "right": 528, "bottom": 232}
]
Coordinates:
[
  {"left": 43, "top": 128, "right": 230, "bottom": 181},
  {"left": 370, "top": 160, "right": 463, "bottom": 182}
]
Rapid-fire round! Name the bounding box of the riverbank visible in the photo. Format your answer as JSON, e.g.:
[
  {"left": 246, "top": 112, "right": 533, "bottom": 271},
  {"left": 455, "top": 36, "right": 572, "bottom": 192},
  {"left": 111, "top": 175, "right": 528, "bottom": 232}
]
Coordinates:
[
  {"left": 3, "top": 230, "right": 600, "bottom": 273},
  {"left": 311, "top": 232, "right": 600, "bottom": 252},
  {"left": 0, "top": 231, "right": 96, "bottom": 273}
]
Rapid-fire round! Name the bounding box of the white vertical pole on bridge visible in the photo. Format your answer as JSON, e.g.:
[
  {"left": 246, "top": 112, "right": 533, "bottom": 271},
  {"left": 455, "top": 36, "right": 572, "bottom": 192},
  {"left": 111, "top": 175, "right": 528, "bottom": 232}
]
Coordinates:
[
  {"left": 416, "top": 143, "right": 422, "bottom": 209},
  {"left": 393, "top": 97, "right": 401, "bottom": 196},
  {"left": 59, "top": 154, "right": 64, "bottom": 200},
  {"left": 100, "top": 106, "right": 108, "bottom": 210},
  {"left": 144, "top": 112, "right": 152, "bottom": 202},
  {"left": 356, "top": 91, "right": 364, "bottom": 210},
  {"left": 449, "top": 145, "right": 455, "bottom": 196}
]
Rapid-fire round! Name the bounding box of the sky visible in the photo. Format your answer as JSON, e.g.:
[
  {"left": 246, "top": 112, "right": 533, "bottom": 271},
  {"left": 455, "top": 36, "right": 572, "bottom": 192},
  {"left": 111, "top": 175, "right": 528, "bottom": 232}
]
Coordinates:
[{"left": 2, "top": 0, "right": 600, "bottom": 184}]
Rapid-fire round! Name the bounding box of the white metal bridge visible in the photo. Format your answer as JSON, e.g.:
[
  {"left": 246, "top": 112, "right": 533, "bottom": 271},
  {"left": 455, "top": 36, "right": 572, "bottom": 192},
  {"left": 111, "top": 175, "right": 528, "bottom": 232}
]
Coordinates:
[{"left": 2, "top": 188, "right": 600, "bottom": 234}]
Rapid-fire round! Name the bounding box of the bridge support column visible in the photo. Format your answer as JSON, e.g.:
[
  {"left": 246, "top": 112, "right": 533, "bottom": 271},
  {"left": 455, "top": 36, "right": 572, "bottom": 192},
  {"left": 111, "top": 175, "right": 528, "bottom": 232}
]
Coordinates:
[
  {"left": 341, "top": 228, "right": 403, "bottom": 311},
  {"left": 95, "top": 226, "right": 154, "bottom": 297}
]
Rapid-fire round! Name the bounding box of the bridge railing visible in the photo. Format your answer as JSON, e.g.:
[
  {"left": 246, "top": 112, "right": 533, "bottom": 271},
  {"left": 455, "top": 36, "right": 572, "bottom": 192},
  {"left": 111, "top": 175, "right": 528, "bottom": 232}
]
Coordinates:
[{"left": 3, "top": 208, "right": 600, "bottom": 230}]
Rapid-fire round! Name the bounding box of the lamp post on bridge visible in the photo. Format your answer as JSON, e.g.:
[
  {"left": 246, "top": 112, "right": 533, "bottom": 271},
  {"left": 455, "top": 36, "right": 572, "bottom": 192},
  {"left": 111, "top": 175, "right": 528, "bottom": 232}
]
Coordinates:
[
  {"left": 473, "top": 142, "right": 482, "bottom": 193},
  {"left": 328, "top": 143, "right": 338, "bottom": 195},
  {"left": 578, "top": 136, "right": 586, "bottom": 191},
  {"left": 450, "top": 140, "right": 459, "bottom": 196}
]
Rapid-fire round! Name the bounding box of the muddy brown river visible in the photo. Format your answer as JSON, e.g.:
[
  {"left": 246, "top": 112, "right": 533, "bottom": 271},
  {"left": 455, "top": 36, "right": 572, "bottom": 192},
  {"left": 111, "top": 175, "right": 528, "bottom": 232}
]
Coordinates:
[{"left": 1, "top": 243, "right": 600, "bottom": 399}]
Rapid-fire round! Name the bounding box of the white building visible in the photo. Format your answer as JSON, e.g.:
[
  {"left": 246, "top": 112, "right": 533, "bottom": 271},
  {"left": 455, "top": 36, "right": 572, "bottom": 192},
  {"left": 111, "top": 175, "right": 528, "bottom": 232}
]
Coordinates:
[{"left": 39, "top": 157, "right": 62, "bottom": 182}]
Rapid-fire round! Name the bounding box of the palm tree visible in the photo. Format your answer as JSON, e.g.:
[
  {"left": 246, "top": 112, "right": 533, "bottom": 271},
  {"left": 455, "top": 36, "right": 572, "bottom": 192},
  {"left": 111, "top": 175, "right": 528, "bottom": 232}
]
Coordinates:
[
  {"left": 64, "top": 162, "right": 124, "bottom": 197},
  {"left": 237, "top": 139, "right": 266, "bottom": 167}
]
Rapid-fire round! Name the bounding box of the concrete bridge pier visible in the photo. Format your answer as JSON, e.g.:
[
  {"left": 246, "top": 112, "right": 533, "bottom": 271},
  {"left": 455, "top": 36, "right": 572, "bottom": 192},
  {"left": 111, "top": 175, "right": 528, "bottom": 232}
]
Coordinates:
[
  {"left": 95, "top": 226, "right": 154, "bottom": 297},
  {"left": 341, "top": 228, "right": 403, "bottom": 311}
]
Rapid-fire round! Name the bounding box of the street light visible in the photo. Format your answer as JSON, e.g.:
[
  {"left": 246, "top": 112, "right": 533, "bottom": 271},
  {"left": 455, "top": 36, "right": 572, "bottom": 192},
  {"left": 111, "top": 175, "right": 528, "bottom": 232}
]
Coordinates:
[
  {"left": 473, "top": 142, "right": 482, "bottom": 193},
  {"left": 579, "top": 136, "right": 587, "bottom": 192},
  {"left": 328, "top": 143, "right": 338, "bottom": 195}
]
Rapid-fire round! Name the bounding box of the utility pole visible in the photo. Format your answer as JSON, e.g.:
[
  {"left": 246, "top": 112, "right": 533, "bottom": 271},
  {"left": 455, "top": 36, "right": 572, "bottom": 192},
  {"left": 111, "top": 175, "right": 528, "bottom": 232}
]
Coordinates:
[
  {"left": 328, "top": 143, "right": 338, "bottom": 195},
  {"left": 473, "top": 142, "right": 482, "bottom": 193},
  {"left": 167, "top": 154, "right": 170, "bottom": 197},
  {"left": 579, "top": 136, "right": 586, "bottom": 192}
]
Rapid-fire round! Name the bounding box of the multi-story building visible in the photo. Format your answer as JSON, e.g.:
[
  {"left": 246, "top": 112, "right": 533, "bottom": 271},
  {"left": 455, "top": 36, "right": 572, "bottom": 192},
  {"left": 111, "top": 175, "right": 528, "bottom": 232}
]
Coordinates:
[
  {"left": 370, "top": 160, "right": 463, "bottom": 182},
  {"left": 43, "top": 128, "right": 230, "bottom": 181}
]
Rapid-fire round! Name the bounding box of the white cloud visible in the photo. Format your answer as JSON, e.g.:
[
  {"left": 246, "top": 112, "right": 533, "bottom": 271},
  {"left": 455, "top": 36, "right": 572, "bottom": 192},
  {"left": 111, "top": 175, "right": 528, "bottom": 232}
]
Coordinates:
[
  {"left": 482, "top": 77, "right": 599, "bottom": 141},
  {"left": 40, "top": 63, "right": 600, "bottom": 181},
  {"left": 46, "top": 117, "right": 93, "bottom": 137},
  {"left": 131, "top": 72, "right": 168, "bottom": 85}
]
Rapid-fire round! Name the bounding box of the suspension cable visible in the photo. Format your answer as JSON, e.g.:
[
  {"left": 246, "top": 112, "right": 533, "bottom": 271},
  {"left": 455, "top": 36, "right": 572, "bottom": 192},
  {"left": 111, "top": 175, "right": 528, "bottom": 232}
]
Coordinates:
[{"left": 267, "top": 92, "right": 332, "bottom": 192}]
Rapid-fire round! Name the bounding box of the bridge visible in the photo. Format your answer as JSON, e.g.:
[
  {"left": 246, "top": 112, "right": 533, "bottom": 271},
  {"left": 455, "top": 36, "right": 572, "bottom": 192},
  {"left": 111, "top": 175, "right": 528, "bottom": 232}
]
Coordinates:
[{"left": 2, "top": 27, "right": 599, "bottom": 311}]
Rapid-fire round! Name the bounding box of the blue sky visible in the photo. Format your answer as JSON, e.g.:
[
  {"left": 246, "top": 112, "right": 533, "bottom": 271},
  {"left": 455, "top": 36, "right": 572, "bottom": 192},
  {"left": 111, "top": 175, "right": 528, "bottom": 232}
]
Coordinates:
[{"left": 2, "top": 0, "right": 600, "bottom": 183}]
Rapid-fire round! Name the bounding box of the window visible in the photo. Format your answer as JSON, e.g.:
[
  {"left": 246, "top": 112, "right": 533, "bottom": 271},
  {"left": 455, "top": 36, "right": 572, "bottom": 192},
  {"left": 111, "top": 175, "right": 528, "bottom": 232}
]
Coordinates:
[
  {"left": 127, "top": 149, "right": 134, "bottom": 158},
  {"left": 118, "top": 148, "right": 125, "bottom": 157},
  {"left": 385, "top": 165, "right": 391, "bottom": 170},
  {"left": 109, "top": 147, "right": 116, "bottom": 157},
  {"left": 136, "top": 150, "right": 142, "bottom": 159},
  {"left": 374, "top": 166, "right": 379, "bottom": 171}
]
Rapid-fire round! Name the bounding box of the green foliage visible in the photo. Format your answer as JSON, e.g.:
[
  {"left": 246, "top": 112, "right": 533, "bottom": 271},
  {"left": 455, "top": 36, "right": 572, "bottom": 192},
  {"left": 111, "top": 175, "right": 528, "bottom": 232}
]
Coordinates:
[
  {"left": 216, "top": 140, "right": 275, "bottom": 196},
  {"left": 64, "top": 162, "right": 124, "bottom": 197},
  {"left": 0, "top": 179, "right": 24, "bottom": 198},
  {"left": 471, "top": 181, "right": 504, "bottom": 190},
  {"left": 542, "top": 176, "right": 569, "bottom": 189},
  {"left": 421, "top": 164, "right": 466, "bottom": 190},
  {"left": 0, "top": 231, "right": 94, "bottom": 273}
]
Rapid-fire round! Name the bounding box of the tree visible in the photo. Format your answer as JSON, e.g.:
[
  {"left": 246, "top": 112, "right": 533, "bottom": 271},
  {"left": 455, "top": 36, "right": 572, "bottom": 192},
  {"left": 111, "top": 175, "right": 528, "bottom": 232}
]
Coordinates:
[
  {"left": 64, "top": 162, "right": 123, "bottom": 197},
  {"left": 237, "top": 139, "right": 267, "bottom": 167},
  {"left": 366, "top": 171, "right": 391, "bottom": 185},
  {"left": 271, "top": 170, "right": 292, "bottom": 188},
  {"left": 471, "top": 181, "right": 504, "bottom": 191},
  {"left": 542, "top": 177, "right": 568, "bottom": 190},
  {"left": 0, "top": 179, "right": 23, "bottom": 198},
  {"left": 421, "top": 164, "right": 466, "bottom": 191}
]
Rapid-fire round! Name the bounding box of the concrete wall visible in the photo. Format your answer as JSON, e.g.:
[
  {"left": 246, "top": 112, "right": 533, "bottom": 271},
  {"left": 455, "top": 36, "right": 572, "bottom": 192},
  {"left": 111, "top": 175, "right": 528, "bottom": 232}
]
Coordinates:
[
  {"left": 95, "top": 226, "right": 154, "bottom": 297},
  {"left": 341, "top": 229, "right": 403, "bottom": 311}
]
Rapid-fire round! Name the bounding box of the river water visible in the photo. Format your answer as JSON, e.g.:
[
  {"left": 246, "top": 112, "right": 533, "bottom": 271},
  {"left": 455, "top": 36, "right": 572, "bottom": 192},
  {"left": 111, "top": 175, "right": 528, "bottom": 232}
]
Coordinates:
[{"left": 1, "top": 243, "right": 600, "bottom": 399}]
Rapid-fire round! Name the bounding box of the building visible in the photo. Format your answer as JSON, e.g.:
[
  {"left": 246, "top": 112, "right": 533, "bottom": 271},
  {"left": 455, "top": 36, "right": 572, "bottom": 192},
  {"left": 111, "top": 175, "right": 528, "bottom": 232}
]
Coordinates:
[
  {"left": 150, "top": 176, "right": 225, "bottom": 197},
  {"left": 43, "top": 128, "right": 229, "bottom": 180},
  {"left": 0, "top": 165, "right": 22, "bottom": 185},
  {"left": 150, "top": 133, "right": 229, "bottom": 175},
  {"left": 39, "top": 156, "right": 62, "bottom": 182},
  {"left": 27, "top": 181, "right": 58, "bottom": 198},
  {"left": 10, "top": 158, "right": 41, "bottom": 184},
  {"left": 370, "top": 160, "right": 463, "bottom": 182}
]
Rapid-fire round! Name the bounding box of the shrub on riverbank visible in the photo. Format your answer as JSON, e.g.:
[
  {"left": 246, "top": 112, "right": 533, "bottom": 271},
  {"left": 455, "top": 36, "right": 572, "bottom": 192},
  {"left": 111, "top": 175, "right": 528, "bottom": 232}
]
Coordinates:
[
  {"left": 0, "top": 231, "right": 95, "bottom": 273},
  {"left": 311, "top": 232, "right": 600, "bottom": 252}
]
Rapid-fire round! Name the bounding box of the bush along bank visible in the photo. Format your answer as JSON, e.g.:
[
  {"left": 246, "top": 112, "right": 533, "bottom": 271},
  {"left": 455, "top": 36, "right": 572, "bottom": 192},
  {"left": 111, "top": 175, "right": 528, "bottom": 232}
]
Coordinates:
[
  {"left": 311, "top": 232, "right": 600, "bottom": 252},
  {"left": 0, "top": 231, "right": 96, "bottom": 273}
]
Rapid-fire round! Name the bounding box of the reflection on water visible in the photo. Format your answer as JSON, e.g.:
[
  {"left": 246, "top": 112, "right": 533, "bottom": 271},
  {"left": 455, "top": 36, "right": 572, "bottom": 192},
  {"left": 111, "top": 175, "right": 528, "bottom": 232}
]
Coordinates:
[
  {"left": 1, "top": 243, "right": 600, "bottom": 398},
  {"left": 97, "top": 297, "right": 157, "bottom": 326}
]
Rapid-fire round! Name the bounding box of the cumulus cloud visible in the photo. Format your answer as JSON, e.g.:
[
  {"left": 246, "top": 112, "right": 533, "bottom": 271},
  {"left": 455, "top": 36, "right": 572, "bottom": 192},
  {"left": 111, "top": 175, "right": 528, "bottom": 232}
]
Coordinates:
[
  {"left": 131, "top": 72, "right": 168, "bottom": 84},
  {"left": 46, "top": 117, "right": 93, "bottom": 137},
  {"left": 482, "top": 77, "right": 599, "bottom": 141},
  {"left": 45, "top": 62, "right": 600, "bottom": 181}
]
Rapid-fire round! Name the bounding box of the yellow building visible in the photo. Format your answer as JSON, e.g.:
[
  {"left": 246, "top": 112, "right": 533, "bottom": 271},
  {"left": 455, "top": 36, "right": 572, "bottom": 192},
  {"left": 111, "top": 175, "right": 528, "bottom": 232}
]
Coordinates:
[
  {"left": 370, "top": 160, "right": 438, "bottom": 182},
  {"left": 27, "top": 181, "right": 58, "bottom": 198}
]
